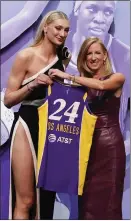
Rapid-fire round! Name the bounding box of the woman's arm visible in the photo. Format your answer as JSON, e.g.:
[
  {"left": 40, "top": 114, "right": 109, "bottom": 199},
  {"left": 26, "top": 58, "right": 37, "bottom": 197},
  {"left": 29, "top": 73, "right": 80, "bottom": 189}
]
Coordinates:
[
  {"left": 74, "top": 73, "right": 125, "bottom": 90},
  {"left": 49, "top": 69, "right": 125, "bottom": 91},
  {"left": 4, "top": 50, "right": 53, "bottom": 108},
  {"left": 4, "top": 50, "right": 31, "bottom": 108}
]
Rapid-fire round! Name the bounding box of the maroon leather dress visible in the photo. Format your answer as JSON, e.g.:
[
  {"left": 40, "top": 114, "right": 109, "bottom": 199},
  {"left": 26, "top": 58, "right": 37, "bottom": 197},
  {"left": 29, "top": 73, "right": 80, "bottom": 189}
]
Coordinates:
[{"left": 79, "top": 77, "right": 126, "bottom": 220}]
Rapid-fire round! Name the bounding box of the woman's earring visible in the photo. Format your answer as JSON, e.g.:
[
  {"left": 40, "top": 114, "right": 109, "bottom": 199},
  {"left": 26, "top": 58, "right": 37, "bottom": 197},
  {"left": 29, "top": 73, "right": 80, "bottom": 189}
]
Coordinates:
[
  {"left": 103, "top": 59, "right": 106, "bottom": 65},
  {"left": 43, "top": 29, "right": 47, "bottom": 34}
]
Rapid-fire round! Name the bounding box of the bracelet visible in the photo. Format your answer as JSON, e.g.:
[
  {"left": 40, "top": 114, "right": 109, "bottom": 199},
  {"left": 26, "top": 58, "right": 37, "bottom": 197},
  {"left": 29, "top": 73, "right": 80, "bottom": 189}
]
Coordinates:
[
  {"left": 68, "top": 75, "right": 75, "bottom": 82},
  {"left": 71, "top": 75, "right": 75, "bottom": 82},
  {"left": 73, "top": 75, "right": 76, "bottom": 82},
  {"left": 27, "top": 83, "right": 34, "bottom": 92}
]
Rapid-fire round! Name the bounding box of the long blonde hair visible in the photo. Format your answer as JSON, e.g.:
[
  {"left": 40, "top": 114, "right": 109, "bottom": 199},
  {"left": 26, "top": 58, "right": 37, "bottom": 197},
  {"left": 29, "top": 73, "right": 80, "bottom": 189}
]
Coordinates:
[
  {"left": 77, "top": 37, "right": 112, "bottom": 77},
  {"left": 31, "top": 10, "right": 69, "bottom": 47}
]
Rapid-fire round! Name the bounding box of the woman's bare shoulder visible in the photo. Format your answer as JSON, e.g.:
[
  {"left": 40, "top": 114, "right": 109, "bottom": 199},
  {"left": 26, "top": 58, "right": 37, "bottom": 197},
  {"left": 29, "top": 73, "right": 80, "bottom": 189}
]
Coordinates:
[
  {"left": 111, "top": 72, "right": 125, "bottom": 80},
  {"left": 16, "top": 47, "right": 35, "bottom": 63}
]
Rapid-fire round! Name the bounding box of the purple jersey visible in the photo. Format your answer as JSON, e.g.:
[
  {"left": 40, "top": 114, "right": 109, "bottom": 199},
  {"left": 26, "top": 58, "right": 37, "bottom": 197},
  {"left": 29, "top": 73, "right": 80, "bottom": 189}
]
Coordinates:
[{"left": 37, "top": 81, "right": 97, "bottom": 195}]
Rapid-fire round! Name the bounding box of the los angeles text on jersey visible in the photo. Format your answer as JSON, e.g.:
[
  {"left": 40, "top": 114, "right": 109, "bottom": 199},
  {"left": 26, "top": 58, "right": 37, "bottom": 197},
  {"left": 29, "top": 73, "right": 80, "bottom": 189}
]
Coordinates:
[
  {"left": 48, "top": 121, "right": 80, "bottom": 135},
  {"left": 47, "top": 121, "right": 80, "bottom": 144}
]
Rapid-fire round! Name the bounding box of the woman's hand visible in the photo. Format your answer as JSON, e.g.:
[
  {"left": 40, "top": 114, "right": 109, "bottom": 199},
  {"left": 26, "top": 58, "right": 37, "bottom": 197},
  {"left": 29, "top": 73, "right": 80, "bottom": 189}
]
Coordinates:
[
  {"left": 48, "top": 69, "right": 70, "bottom": 80},
  {"left": 28, "top": 73, "right": 53, "bottom": 89}
]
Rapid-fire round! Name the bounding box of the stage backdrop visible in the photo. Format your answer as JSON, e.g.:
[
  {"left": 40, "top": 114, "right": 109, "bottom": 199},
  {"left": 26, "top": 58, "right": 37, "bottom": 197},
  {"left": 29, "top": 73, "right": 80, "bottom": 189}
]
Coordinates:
[{"left": 0, "top": 1, "right": 130, "bottom": 219}]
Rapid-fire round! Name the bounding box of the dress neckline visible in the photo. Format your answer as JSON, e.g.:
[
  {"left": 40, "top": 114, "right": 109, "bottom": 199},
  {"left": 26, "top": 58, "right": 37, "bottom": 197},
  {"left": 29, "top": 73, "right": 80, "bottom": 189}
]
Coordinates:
[
  {"left": 22, "top": 55, "right": 58, "bottom": 85},
  {"left": 97, "top": 73, "right": 113, "bottom": 80}
]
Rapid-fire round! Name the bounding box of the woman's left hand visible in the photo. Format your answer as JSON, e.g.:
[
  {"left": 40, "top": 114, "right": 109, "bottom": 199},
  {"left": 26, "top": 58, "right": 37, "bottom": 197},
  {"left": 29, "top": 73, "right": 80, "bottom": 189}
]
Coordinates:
[{"left": 48, "top": 69, "right": 69, "bottom": 80}]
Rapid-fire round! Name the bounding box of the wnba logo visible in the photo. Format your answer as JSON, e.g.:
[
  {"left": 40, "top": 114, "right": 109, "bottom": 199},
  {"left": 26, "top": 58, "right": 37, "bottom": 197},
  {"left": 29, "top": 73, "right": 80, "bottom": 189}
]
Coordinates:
[{"left": 48, "top": 134, "right": 56, "bottom": 142}]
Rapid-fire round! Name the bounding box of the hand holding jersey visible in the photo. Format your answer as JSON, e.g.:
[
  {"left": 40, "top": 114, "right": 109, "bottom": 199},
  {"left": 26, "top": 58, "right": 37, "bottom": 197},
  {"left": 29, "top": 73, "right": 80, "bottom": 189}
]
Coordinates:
[
  {"left": 26, "top": 73, "right": 53, "bottom": 92},
  {"left": 49, "top": 68, "right": 69, "bottom": 80}
]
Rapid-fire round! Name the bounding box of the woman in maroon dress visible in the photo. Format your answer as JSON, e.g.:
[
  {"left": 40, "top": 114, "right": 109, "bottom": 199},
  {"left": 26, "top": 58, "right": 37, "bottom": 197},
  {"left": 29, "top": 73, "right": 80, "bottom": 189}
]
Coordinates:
[{"left": 49, "top": 37, "right": 126, "bottom": 219}]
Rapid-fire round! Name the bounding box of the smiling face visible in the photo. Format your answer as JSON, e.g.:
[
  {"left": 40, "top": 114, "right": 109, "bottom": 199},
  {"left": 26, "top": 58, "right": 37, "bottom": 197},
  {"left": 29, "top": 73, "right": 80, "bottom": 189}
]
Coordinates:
[
  {"left": 44, "top": 18, "right": 70, "bottom": 46},
  {"left": 86, "top": 42, "right": 107, "bottom": 72},
  {"left": 77, "top": 1, "right": 116, "bottom": 40}
]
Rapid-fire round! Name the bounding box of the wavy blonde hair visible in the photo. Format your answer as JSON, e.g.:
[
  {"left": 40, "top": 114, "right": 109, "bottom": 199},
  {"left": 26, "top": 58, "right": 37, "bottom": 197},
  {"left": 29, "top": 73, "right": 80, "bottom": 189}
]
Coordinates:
[
  {"left": 31, "top": 10, "right": 69, "bottom": 47},
  {"left": 77, "top": 37, "right": 112, "bottom": 77}
]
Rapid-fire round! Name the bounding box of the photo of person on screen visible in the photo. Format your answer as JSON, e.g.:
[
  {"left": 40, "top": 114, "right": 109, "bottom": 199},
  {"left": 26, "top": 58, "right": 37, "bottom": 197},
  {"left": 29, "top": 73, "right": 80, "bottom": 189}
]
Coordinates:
[{"left": 66, "top": 0, "right": 130, "bottom": 136}]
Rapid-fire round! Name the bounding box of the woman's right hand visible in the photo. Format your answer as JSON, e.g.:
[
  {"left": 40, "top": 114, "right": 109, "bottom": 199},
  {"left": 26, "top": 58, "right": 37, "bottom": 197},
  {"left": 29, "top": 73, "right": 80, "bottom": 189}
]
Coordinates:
[{"left": 28, "top": 73, "right": 53, "bottom": 89}]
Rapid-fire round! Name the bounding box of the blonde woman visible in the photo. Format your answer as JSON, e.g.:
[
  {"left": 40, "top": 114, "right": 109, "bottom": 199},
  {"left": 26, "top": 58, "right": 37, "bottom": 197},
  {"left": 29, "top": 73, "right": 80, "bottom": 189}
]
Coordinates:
[
  {"left": 49, "top": 37, "right": 126, "bottom": 219},
  {"left": 4, "top": 10, "right": 70, "bottom": 219}
]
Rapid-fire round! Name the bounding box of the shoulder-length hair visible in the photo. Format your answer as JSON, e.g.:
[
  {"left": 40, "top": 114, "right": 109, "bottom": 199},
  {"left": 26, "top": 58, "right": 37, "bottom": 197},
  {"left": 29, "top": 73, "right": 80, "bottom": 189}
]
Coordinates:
[{"left": 77, "top": 37, "right": 112, "bottom": 77}]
